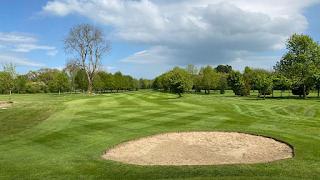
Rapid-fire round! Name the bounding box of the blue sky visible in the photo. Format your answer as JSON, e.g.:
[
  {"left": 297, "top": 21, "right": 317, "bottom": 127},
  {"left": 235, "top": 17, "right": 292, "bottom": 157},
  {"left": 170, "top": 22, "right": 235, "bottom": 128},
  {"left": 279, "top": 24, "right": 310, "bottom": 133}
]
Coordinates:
[{"left": 0, "top": 0, "right": 320, "bottom": 79}]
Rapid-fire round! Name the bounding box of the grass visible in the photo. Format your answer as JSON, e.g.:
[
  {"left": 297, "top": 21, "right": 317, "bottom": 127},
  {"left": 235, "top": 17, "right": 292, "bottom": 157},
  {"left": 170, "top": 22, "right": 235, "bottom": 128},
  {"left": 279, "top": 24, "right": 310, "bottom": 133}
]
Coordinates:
[{"left": 0, "top": 90, "right": 320, "bottom": 180}]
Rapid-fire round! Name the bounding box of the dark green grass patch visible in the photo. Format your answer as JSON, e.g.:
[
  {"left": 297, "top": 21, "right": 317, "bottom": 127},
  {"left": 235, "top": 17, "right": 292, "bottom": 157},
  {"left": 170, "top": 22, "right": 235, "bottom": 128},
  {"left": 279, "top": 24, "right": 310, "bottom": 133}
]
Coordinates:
[{"left": 0, "top": 90, "right": 320, "bottom": 179}]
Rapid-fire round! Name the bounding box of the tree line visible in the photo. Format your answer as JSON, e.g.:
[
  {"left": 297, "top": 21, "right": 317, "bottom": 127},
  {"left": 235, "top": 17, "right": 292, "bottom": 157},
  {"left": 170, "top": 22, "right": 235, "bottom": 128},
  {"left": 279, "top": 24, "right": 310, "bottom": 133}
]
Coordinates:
[
  {"left": 152, "top": 34, "right": 320, "bottom": 99},
  {"left": 0, "top": 64, "right": 152, "bottom": 98}
]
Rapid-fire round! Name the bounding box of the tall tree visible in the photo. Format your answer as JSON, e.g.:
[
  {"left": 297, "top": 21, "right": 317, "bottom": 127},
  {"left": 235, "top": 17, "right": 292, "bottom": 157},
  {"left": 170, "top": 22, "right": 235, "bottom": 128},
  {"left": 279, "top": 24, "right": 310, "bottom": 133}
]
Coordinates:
[
  {"left": 114, "top": 71, "right": 125, "bottom": 92},
  {"left": 62, "top": 24, "right": 111, "bottom": 93},
  {"left": 185, "top": 64, "right": 199, "bottom": 93},
  {"left": 15, "top": 75, "right": 27, "bottom": 94},
  {"left": 274, "top": 34, "right": 320, "bottom": 99},
  {"left": 75, "top": 69, "right": 88, "bottom": 93},
  {"left": 218, "top": 73, "right": 228, "bottom": 94},
  {"left": 65, "top": 59, "right": 80, "bottom": 94},
  {"left": 2, "top": 62, "right": 17, "bottom": 102},
  {"left": 165, "top": 67, "right": 191, "bottom": 97},
  {"left": 199, "top": 65, "right": 218, "bottom": 94}
]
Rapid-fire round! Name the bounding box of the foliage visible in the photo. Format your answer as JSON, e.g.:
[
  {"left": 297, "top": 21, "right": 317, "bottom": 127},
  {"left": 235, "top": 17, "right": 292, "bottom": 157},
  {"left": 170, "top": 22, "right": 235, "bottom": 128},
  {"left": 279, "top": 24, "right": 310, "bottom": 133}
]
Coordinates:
[
  {"left": 165, "top": 67, "right": 191, "bottom": 97},
  {"left": 2, "top": 62, "right": 17, "bottom": 101},
  {"left": 199, "top": 65, "right": 218, "bottom": 94},
  {"left": 215, "top": 64, "right": 232, "bottom": 73},
  {"left": 274, "top": 34, "right": 320, "bottom": 99},
  {"left": 218, "top": 73, "right": 228, "bottom": 94},
  {"left": 62, "top": 23, "right": 111, "bottom": 93}
]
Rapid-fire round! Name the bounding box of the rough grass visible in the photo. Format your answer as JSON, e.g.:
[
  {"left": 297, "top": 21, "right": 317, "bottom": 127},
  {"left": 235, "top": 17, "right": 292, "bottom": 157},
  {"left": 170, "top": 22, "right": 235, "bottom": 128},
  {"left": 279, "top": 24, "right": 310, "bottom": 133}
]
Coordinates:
[{"left": 0, "top": 90, "right": 320, "bottom": 180}]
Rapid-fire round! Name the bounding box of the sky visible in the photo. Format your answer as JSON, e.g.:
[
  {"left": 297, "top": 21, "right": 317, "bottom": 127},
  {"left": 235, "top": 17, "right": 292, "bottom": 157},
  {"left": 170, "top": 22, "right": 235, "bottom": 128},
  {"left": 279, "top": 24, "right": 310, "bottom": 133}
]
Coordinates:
[{"left": 0, "top": 0, "right": 320, "bottom": 79}]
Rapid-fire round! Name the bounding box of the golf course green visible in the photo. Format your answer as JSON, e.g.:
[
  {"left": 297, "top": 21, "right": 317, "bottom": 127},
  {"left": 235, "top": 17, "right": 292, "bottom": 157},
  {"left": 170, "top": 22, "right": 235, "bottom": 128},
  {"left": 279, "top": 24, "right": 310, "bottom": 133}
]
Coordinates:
[{"left": 0, "top": 90, "right": 320, "bottom": 180}]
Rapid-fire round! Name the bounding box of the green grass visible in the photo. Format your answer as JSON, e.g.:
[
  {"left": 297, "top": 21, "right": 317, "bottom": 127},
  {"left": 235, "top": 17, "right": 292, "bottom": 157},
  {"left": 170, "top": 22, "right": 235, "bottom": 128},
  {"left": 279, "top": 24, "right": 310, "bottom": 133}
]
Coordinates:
[{"left": 0, "top": 90, "right": 320, "bottom": 180}]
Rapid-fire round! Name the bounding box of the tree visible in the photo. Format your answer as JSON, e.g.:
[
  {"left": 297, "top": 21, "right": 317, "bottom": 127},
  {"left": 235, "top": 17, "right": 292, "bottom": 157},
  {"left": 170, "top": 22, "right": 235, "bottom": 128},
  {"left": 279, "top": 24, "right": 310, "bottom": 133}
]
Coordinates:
[
  {"left": 2, "top": 62, "right": 17, "bottom": 102},
  {"left": 215, "top": 65, "right": 232, "bottom": 73},
  {"left": 165, "top": 67, "right": 191, "bottom": 97},
  {"left": 15, "top": 75, "right": 27, "bottom": 94},
  {"left": 185, "top": 64, "right": 199, "bottom": 93},
  {"left": 274, "top": 34, "right": 320, "bottom": 99},
  {"left": 218, "top": 73, "right": 228, "bottom": 94},
  {"left": 114, "top": 71, "right": 125, "bottom": 92},
  {"left": 104, "top": 73, "right": 115, "bottom": 92},
  {"left": 75, "top": 69, "right": 88, "bottom": 93},
  {"left": 313, "top": 74, "right": 320, "bottom": 97},
  {"left": 65, "top": 59, "right": 80, "bottom": 94},
  {"left": 227, "top": 71, "right": 250, "bottom": 96},
  {"left": 93, "top": 73, "right": 104, "bottom": 93},
  {"left": 62, "top": 23, "right": 111, "bottom": 93},
  {"left": 199, "top": 65, "right": 218, "bottom": 94},
  {"left": 53, "top": 71, "right": 69, "bottom": 95},
  {"left": 256, "top": 74, "right": 273, "bottom": 100}
]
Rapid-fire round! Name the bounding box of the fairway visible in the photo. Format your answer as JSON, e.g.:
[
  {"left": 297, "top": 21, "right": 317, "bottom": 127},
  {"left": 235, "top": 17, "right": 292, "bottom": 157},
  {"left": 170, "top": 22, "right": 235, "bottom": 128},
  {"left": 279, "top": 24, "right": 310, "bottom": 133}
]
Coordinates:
[{"left": 1, "top": 90, "right": 320, "bottom": 179}]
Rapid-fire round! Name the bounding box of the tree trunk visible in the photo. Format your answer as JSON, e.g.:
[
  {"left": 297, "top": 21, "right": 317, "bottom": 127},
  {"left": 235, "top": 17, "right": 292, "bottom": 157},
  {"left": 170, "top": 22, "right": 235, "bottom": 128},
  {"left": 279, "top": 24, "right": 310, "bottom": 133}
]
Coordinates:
[
  {"left": 272, "top": 90, "right": 274, "bottom": 98},
  {"left": 71, "top": 87, "right": 73, "bottom": 94},
  {"left": 191, "top": 89, "right": 193, "bottom": 94},
  {"left": 9, "top": 90, "right": 12, "bottom": 102},
  {"left": 178, "top": 91, "right": 181, "bottom": 97},
  {"left": 205, "top": 89, "right": 207, "bottom": 94},
  {"left": 59, "top": 88, "right": 60, "bottom": 95},
  {"left": 303, "top": 85, "right": 307, "bottom": 99},
  {"left": 258, "top": 90, "right": 260, "bottom": 98},
  {"left": 87, "top": 79, "right": 93, "bottom": 93},
  {"left": 208, "top": 89, "right": 210, "bottom": 95},
  {"left": 264, "top": 93, "right": 266, "bottom": 100}
]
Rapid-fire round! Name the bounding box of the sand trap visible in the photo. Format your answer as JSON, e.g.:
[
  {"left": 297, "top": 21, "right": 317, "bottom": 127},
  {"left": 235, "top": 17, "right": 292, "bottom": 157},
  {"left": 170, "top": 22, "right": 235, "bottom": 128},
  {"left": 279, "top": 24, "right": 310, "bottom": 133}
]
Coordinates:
[
  {"left": 102, "top": 131, "right": 294, "bottom": 165},
  {"left": 0, "top": 101, "right": 19, "bottom": 108}
]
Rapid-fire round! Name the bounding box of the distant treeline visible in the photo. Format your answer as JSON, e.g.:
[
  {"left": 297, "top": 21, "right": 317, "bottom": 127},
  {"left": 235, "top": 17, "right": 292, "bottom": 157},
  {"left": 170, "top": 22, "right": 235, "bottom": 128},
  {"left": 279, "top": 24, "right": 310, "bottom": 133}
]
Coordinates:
[
  {"left": 152, "top": 34, "right": 320, "bottom": 99},
  {"left": 0, "top": 67, "right": 153, "bottom": 95}
]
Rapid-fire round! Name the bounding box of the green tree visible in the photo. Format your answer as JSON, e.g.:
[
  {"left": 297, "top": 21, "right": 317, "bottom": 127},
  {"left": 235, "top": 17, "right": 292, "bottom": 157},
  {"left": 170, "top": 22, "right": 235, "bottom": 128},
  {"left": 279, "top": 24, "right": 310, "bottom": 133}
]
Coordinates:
[
  {"left": 215, "top": 65, "right": 232, "bottom": 73},
  {"left": 199, "top": 65, "right": 218, "bottom": 94},
  {"left": 2, "top": 62, "right": 17, "bottom": 102},
  {"left": 15, "top": 75, "right": 27, "bottom": 94},
  {"left": 274, "top": 34, "right": 320, "bottom": 99},
  {"left": 185, "top": 64, "right": 199, "bottom": 93},
  {"left": 53, "top": 71, "right": 69, "bottom": 95},
  {"left": 65, "top": 59, "right": 80, "bottom": 94},
  {"left": 93, "top": 73, "right": 104, "bottom": 93},
  {"left": 104, "top": 73, "right": 115, "bottom": 92},
  {"left": 165, "top": 67, "right": 191, "bottom": 97},
  {"left": 256, "top": 74, "right": 273, "bottom": 100},
  {"left": 218, "top": 73, "right": 228, "bottom": 94},
  {"left": 114, "top": 71, "right": 125, "bottom": 92},
  {"left": 75, "top": 69, "right": 88, "bottom": 93},
  {"left": 227, "top": 71, "right": 248, "bottom": 96}
]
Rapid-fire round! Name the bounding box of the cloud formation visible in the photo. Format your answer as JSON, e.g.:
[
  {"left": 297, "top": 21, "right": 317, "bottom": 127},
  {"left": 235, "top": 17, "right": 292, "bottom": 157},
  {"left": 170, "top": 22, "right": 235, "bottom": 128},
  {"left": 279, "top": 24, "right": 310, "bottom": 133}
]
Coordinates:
[
  {"left": 40, "top": 0, "right": 319, "bottom": 69},
  {"left": 0, "top": 32, "right": 56, "bottom": 67},
  {"left": 47, "top": 50, "right": 59, "bottom": 57}
]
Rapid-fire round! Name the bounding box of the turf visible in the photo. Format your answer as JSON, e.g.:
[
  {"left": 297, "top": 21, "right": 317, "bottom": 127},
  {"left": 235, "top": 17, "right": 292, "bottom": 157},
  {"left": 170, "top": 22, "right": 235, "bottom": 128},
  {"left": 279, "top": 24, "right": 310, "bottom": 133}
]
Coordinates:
[{"left": 0, "top": 90, "right": 320, "bottom": 180}]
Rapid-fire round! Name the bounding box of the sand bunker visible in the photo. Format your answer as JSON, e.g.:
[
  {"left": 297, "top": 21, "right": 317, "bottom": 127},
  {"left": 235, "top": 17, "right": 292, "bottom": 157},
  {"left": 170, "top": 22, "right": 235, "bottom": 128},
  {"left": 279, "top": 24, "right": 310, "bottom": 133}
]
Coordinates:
[
  {"left": 0, "top": 101, "right": 19, "bottom": 109},
  {"left": 102, "top": 131, "right": 293, "bottom": 165}
]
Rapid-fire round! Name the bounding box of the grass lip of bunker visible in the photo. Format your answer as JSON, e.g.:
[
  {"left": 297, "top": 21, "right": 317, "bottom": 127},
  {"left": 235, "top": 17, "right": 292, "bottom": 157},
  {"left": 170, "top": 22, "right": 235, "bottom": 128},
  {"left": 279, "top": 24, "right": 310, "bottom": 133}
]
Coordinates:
[{"left": 102, "top": 131, "right": 294, "bottom": 166}]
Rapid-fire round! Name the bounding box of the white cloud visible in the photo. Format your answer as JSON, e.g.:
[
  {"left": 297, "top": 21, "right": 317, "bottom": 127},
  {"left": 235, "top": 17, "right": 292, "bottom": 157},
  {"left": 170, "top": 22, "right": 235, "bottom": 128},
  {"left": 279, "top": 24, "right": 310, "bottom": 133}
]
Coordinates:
[
  {"left": 0, "top": 32, "right": 38, "bottom": 44},
  {"left": 118, "top": 46, "right": 169, "bottom": 64},
  {"left": 40, "top": 0, "right": 319, "bottom": 68},
  {"left": 12, "top": 44, "right": 56, "bottom": 52},
  {"left": 0, "top": 31, "right": 56, "bottom": 53},
  {"left": 0, "top": 55, "right": 46, "bottom": 67},
  {"left": 47, "top": 50, "right": 59, "bottom": 57}
]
